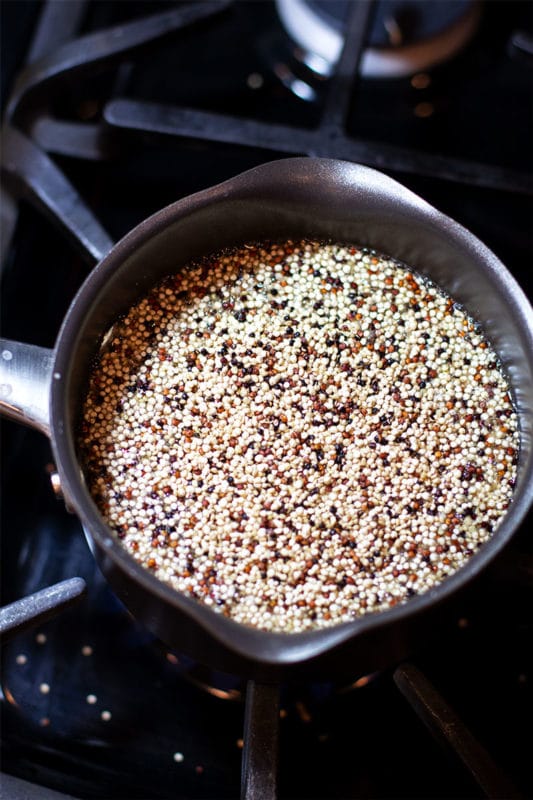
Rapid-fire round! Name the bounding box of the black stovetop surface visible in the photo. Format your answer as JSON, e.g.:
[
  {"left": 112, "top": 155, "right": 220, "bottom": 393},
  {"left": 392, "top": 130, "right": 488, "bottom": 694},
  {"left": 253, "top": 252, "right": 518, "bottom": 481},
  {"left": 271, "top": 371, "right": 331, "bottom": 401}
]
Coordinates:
[{"left": 1, "top": 2, "right": 532, "bottom": 798}]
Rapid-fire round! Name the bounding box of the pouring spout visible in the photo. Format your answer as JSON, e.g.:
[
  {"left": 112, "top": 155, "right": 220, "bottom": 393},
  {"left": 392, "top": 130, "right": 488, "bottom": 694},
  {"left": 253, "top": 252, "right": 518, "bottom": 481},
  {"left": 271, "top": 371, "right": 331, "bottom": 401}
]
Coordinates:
[{"left": 0, "top": 339, "right": 53, "bottom": 437}]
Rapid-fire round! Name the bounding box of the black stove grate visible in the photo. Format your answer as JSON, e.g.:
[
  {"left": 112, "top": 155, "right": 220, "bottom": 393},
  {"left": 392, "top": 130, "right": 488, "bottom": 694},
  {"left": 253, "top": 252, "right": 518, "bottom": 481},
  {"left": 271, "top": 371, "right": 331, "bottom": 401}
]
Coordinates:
[{"left": 1, "top": 2, "right": 532, "bottom": 799}]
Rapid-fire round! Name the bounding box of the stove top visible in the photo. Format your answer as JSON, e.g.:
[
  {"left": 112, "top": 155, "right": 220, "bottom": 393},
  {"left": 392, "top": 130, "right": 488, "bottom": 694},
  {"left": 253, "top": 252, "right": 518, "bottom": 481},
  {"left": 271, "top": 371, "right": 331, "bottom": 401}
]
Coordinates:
[{"left": 1, "top": 2, "right": 532, "bottom": 798}]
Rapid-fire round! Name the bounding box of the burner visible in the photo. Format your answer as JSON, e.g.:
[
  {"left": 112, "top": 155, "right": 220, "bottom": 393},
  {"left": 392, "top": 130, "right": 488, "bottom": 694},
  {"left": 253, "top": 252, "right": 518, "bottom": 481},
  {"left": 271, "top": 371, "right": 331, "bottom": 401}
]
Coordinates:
[
  {"left": 1, "top": 1, "right": 532, "bottom": 798},
  {"left": 154, "top": 641, "right": 380, "bottom": 703},
  {"left": 276, "top": 0, "right": 481, "bottom": 80}
]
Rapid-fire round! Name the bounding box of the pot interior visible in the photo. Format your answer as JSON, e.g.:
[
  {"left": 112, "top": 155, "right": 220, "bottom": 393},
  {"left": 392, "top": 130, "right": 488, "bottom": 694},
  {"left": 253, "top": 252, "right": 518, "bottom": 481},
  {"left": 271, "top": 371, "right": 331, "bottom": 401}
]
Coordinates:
[{"left": 51, "top": 159, "right": 533, "bottom": 673}]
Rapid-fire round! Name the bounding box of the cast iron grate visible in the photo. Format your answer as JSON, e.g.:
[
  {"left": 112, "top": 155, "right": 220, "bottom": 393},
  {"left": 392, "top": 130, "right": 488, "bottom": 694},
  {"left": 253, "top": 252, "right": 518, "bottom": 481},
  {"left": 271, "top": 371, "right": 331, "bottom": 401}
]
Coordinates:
[{"left": 1, "top": 2, "right": 532, "bottom": 799}]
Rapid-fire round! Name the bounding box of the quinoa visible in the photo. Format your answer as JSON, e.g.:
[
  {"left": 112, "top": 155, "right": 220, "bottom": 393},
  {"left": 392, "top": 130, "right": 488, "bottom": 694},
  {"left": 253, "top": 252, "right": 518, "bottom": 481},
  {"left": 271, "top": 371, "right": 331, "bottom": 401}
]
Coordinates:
[{"left": 79, "top": 240, "right": 519, "bottom": 632}]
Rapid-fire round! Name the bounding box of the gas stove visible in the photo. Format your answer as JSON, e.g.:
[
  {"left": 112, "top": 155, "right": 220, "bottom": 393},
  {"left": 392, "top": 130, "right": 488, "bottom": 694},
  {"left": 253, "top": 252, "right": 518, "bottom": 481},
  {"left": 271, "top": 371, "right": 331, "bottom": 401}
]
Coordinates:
[{"left": 1, "top": 2, "right": 532, "bottom": 798}]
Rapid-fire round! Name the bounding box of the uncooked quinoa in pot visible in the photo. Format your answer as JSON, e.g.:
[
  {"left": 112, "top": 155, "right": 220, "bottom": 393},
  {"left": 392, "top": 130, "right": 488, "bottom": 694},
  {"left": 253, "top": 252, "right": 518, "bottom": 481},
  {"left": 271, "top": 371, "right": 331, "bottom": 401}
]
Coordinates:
[{"left": 79, "top": 240, "right": 519, "bottom": 632}]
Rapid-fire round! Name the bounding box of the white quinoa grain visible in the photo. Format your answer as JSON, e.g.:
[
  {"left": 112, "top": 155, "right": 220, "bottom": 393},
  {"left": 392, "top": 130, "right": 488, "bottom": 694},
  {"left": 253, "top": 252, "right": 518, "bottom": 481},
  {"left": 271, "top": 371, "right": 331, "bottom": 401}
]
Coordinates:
[{"left": 80, "top": 241, "right": 519, "bottom": 632}]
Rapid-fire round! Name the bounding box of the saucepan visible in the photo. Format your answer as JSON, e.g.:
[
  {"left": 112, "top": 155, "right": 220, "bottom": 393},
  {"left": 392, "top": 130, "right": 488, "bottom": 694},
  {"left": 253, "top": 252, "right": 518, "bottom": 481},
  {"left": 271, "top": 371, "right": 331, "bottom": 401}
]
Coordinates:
[{"left": 2, "top": 157, "right": 533, "bottom": 682}]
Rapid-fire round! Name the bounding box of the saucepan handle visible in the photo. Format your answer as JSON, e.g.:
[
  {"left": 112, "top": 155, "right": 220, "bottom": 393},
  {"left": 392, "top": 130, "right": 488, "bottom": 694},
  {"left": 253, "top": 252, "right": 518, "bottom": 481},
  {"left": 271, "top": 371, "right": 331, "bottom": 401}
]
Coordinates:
[{"left": 0, "top": 339, "right": 53, "bottom": 437}]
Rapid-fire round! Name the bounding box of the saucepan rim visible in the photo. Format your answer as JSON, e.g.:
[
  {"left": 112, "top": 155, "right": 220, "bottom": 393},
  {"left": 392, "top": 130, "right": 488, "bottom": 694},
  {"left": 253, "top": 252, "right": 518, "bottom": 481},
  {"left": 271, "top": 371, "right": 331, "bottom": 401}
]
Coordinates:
[{"left": 49, "top": 157, "right": 533, "bottom": 666}]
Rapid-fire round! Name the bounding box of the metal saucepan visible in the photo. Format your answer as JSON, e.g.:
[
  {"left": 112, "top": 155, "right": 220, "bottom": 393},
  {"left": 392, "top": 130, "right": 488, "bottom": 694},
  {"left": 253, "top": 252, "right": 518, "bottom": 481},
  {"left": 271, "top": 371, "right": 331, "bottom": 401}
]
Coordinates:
[{"left": 2, "top": 157, "right": 533, "bottom": 682}]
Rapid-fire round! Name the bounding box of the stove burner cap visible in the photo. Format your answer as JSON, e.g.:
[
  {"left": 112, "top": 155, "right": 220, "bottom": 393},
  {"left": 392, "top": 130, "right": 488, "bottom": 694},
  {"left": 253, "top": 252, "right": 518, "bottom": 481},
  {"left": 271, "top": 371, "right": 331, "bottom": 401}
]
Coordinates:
[{"left": 276, "top": 0, "right": 480, "bottom": 78}]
